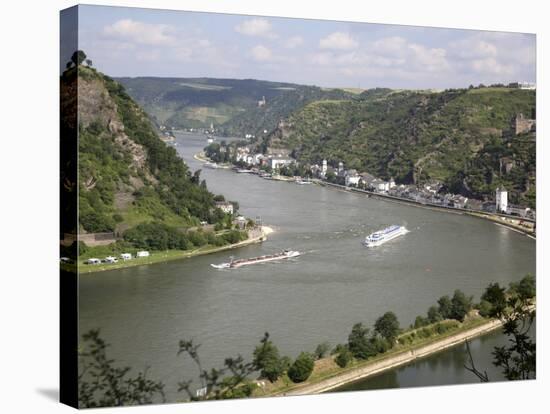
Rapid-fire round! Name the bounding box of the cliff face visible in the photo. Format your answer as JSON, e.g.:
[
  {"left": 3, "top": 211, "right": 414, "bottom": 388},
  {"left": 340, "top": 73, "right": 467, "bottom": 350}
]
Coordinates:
[{"left": 72, "top": 66, "right": 218, "bottom": 234}]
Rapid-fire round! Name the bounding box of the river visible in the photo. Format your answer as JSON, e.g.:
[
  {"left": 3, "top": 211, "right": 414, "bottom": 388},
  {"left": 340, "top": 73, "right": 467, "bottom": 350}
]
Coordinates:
[{"left": 78, "top": 133, "right": 536, "bottom": 401}]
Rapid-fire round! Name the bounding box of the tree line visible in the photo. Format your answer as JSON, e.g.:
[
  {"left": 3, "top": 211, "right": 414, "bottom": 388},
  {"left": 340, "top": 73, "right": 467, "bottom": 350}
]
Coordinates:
[{"left": 77, "top": 274, "right": 535, "bottom": 407}]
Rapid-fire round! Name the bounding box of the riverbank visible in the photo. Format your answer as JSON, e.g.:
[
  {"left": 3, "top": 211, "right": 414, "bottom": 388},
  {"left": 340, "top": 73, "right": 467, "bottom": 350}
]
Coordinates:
[
  {"left": 316, "top": 180, "right": 536, "bottom": 239},
  {"left": 193, "top": 151, "right": 535, "bottom": 238},
  {"left": 78, "top": 226, "right": 273, "bottom": 274},
  {"left": 257, "top": 315, "right": 503, "bottom": 397}
]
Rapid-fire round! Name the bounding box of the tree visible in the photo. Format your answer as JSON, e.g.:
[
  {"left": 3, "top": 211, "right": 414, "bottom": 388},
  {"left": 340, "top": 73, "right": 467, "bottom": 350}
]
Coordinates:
[
  {"left": 465, "top": 276, "right": 536, "bottom": 382},
  {"left": 509, "top": 274, "right": 536, "bottom": 301},
  {"left": 437, "top": 295, "right": 452, "bottom": 319},
  {"left": 480, "top": 282, "right": 506, "bottom": 317},
  {"left": 78, "top": 330, "right": 165, "bottom": 408},
  {"left": 414, "top": 315, "right": 428, "bottom": 329},
  {"left": 252, "top": 332, "right": 285, "bottom": 382},
  {"left": 427, "top": 306, "right": 442, "bottom": 324},
  {"left": 314, "top": 342, "right": 331, "bottom": 360},
  {"left": 335, "top": 347, "right": 353, "bottom": 368},
  {"left": 71, "top": 50, "right": 87, "bottom": 67},
  {"left": 287, "top": 352, "right": 315, "bottom": 383},
  {"left": 348, "top": 323, "right": 377, "bottom": 360},
  {"left": 177, "top": 339, "right": 257, "bottom": 401},
  {"left": 450, "top": 289, "right": 473, "bottom": 322},
  {"left": 374, "top": 312, "right": 400, "bottom": 346}
]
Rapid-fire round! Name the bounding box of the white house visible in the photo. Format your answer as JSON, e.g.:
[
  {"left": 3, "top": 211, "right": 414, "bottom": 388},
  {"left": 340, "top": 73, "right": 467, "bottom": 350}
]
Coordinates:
[
  {"left": 372, "top": 179, "right": 390, "bottom": 192},
  {"left": 345, "top": 175, "right": 361, "bottom": 187},
  {"left": 215, "top": 201, "right": 234, "bottom": 215},
  {"left": 495, "top": 187, "right": 508, "bottom": 213},
  {"left": 269, "top": 157, "right": 293, "bottom": 170}
]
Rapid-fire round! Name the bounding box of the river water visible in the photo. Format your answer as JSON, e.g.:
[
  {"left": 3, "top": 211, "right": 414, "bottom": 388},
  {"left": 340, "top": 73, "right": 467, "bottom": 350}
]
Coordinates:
[{"left": 78, "top": 133, "right": 536, "bottom": 401}]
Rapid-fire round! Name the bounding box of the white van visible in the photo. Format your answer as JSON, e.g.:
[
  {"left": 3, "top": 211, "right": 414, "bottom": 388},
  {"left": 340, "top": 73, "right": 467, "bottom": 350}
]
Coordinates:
[
  {"left": 86, "top": 258, "right": 101, "bottom": 265},
  {"left": 120, "top": 253, "right": 132, "bottom": 260},
  {"left": 104, "top": 256, "right": 118, "bottom": 263},
  {"left": 136, "top": 251, "right": 150, "bottom": 258}
]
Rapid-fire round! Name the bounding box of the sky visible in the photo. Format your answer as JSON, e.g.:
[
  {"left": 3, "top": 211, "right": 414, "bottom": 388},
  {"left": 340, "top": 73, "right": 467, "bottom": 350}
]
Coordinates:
[{"left": 68, "top": 4, "right": 536, "bottom": 89}]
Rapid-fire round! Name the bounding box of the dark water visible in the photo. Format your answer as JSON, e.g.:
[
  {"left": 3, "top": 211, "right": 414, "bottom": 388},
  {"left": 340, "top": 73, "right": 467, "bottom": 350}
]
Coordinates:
[{"left": 78, "top": 133, "right": 535, "bottom": 401}]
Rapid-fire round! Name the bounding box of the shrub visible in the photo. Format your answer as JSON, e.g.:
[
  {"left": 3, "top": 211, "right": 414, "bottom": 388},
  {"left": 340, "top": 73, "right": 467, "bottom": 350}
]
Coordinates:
[
  {"left": 348, "top": 323, "right": 376, "bottom": 360},
  {"left": 427, "top": 306, "right": 442, "bottom": 324},
  {"left": 478, "top": 299, "right": 493, "bottom": 318},
  {"left": 335, "top": 347, "right": 353, "bottom": 368},
  {"left": 331, "top": 344, "right": 347, "bottom": 355},
  {"left": 414, "top": 315, "right": 428, "bottom": 329},
  {"left": 287, "top": 352, "right": 315, "bottom": 383},
  {"left": 112, "top": 213, "right": 124, "bottom": 223},
  {"left": 511, "top": 274, "right": 536, "bottom": 300},
  {"left": 314, "top": 342, "right": 331, "bottom": 360}
]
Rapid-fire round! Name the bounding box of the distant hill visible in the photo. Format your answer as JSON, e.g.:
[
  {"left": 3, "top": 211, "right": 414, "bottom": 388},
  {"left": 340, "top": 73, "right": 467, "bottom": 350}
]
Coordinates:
[
  {"left": 262, "top": 87, "right": 536, "bottom": 207},
  {"left": 116, "top": 77, "right": 354, "bottom": 136},
  {"left": 63, "top": 66, "right": 224, "bottom": 235}
]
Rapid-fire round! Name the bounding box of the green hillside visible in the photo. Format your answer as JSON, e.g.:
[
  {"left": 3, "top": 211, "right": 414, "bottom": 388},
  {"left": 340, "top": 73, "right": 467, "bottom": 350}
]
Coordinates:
[
  {"left": 66, "top": 66, "right": 231, "bottom": 236},
  {"left": 116, "top": 77, "right": 353, "bottom": 135},
  {"left": 263, "top": 87, "right": 536, "bottom": 206}
]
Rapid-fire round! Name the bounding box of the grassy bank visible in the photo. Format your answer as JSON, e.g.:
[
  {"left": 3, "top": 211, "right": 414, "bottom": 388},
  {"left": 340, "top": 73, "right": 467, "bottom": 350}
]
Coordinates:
[
  {"left": 77, "top": 227, "right": 270, "bottom": 274},
  {"left": 254, "top": 316, "right": 499, "bottom": 397}
]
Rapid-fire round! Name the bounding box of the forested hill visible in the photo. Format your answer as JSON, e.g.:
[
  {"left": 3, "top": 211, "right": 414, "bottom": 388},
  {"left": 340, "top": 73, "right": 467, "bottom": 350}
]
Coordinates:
[
  {"left": 264, "top": 87, "right": 536, "bottom": 207},
  {"left": 116, "top": 76, "right": 354, "bottom": 135},
  {"left": 66, "top": 66, "right": 222, "bottom": 234}
]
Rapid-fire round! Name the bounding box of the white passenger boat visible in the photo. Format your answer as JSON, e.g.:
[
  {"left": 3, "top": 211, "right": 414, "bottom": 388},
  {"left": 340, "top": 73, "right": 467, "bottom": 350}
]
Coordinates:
[{"left": 363, "top": 225, "right": 408, "bottom": 247}]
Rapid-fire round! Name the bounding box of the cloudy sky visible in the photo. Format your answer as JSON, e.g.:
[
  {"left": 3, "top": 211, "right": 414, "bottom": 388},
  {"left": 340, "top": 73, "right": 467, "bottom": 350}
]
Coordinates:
[{"left": 71, "top": 5, "right": 536, "bottom": 89}]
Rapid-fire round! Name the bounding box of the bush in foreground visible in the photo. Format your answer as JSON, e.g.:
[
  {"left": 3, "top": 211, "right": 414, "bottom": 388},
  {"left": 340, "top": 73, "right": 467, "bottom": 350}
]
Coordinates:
[
  {"left": 288, "top": 352, "right": 315, "bottom": 383},
  {"left": 335, "top": 347, "right": 353, "bottom": 368}
]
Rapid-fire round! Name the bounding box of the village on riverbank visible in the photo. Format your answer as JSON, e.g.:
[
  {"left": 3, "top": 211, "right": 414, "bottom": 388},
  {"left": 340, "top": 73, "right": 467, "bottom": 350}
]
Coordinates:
[{"left": 198, "top": 138, "right": 536, "bottom": 237}]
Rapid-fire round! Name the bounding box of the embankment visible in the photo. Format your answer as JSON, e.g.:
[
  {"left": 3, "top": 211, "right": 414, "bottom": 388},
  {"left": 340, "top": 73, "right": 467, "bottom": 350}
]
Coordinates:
[
  {"left": 78, "top": 226, "right": 272, "bottom": 274},
  {"left": 274, "top": 318, "right": 503, "bottom": 396}
]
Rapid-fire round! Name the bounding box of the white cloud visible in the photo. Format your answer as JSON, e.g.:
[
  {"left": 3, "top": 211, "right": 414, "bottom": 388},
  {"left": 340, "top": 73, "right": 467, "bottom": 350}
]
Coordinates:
[
  {"left": 448, "top": 32, "right": 535, "bottom": 79},
  {"left": 250, "top": 45, "right": 273, "bottom": 62},
  {"left": 235, "top": 18, "right": 277, "bottom": 39},
  {"left": 470, "top": 57, "right": 515, "bottom": 76},
  {"left": 319, "top": 32, "right": 358, "bottom": 50},
  {"left": 284, "top": 36, "right": 304, "bottom": 49},
  {"left": 407, "top": 44, "right": 449, "bottom": 72},
  {"left": 103, "top": 19, "right": 176, "bottom": 46},
  {"left": 371, "top": 36, "right": 408, "bottom": 55}
]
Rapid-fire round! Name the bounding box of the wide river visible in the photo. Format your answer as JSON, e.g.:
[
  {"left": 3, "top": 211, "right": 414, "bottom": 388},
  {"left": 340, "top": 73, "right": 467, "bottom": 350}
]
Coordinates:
[{"left": 79, "top": 133, "right": 536, "bottom": 401}]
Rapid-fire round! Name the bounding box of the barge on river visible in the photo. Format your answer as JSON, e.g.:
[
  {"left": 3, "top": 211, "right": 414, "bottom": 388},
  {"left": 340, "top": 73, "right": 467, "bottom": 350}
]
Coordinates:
[{"left": 211, "top": 250, "right": 300, "bottom": 269}]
